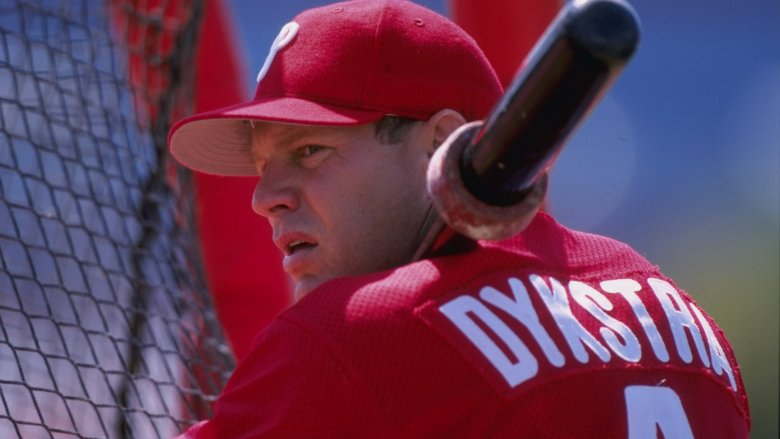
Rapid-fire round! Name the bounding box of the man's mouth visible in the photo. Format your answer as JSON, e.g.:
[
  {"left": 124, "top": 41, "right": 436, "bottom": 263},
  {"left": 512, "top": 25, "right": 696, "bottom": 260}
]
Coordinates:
[
  {"left": 280, "top": 235, "right": 319, "bottom": 277},
  {"left": 287, "top": 240, "right": 316, "bottom": 255}
]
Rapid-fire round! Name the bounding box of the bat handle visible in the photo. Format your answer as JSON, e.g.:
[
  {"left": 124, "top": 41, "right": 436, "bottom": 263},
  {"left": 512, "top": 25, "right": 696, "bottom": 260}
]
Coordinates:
[
  {"left": 425, "top": 122, "right": 548, "bottom": 244},
  {"left": 412, "top": 122, "right": 547, "bottom": 261},
  {"left": 463, "top": 0, "right": 640, "bottom": 206},
  {"left": 417, "top": 0, "right": 639, "bottom": 252}
]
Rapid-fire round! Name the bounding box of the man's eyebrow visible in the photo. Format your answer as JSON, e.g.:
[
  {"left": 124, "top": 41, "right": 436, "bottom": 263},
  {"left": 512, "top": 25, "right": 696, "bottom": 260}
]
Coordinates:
[
  {"left": 250, "top": 125, "right": 305, "bottom": 161},
  {"left": 288, "top": 125, "right": 366, "bottom": 145},
  {"left": 253, "top": 123, "right": 365, "bottom": 152}
]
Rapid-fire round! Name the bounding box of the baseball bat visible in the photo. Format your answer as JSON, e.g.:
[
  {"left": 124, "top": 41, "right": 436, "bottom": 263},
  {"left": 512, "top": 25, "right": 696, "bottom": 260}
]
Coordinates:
[{"left": 415, "top": 0, "right": 640, "bottom": 258}]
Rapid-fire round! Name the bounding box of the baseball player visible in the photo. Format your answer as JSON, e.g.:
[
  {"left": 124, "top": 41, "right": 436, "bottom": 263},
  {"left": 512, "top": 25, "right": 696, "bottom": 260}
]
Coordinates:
[{"left": 168, "top": 0, "right": 750, "bottom": 437}]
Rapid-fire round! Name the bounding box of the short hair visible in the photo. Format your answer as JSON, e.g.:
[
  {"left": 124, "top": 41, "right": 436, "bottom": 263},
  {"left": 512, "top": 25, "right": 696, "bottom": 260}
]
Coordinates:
[{"left": 374, "top": 115, "right": 420, "bottom": 145}]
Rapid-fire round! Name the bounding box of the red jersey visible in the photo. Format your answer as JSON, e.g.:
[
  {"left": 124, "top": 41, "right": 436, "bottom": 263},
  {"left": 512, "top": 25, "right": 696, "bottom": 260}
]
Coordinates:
[{"left": 178, "top": 213, "right": 750, "bottom": 438}]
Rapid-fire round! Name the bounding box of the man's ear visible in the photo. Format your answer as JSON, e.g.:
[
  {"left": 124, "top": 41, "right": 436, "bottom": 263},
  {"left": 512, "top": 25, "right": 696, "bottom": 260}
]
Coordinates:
[{"left": 423, "top": 109, "right": 467, "bottom": 154}]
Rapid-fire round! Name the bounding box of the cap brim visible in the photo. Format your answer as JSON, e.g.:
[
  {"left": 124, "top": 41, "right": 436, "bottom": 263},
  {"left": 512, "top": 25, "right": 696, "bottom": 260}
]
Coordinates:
[{"left": 168, "top": 97, "right": 385, "bottom": 176}]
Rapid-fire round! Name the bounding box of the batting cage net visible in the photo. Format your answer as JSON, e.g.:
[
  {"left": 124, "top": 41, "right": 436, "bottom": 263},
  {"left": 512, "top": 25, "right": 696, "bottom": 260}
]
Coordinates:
[{"left": 0, "top": 1, "right": 234, "bottom": 437}]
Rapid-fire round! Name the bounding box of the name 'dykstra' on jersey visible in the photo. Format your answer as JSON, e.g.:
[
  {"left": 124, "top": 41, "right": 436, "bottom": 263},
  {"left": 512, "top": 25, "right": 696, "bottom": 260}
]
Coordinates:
[{"left": 433, "top": 274, "right": 736, "bottom": 393}]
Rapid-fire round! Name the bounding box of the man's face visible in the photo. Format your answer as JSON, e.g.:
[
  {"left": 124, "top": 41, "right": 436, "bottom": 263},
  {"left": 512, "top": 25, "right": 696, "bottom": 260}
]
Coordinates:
[{"left": 251, "top": 121, "right": 432, "bottom": 300}]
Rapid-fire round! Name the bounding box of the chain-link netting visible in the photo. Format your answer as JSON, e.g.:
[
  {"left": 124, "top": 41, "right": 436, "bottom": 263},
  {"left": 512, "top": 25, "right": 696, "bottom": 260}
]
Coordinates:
[{"left": 0, "top": 1, "right": 234, "bottom": 437}]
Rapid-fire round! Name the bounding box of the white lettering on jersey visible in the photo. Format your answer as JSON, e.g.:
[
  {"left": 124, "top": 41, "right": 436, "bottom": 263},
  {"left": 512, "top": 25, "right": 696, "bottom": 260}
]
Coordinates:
[
  {"left": 530, "top": 275, "right": 611, "bottom": 363},
  {"left": 436, "top": 275, "right": 737, "bottom": 395},
  {"left": 570, "top": 281, "right": 641, "bottom": 362},
  {"left": 601, "top": 279, "right": 670, "bottom": 362},
  {"left": 625, "top": 385, "right": 694, "bottom": 439},
  {"left": 648, "top": 278, "right": 709, "bottom": 366},
  {"left": 480, "top": 278, "right": 565, "bottom": 367},
  {"left": 439, "top": 295, "right": 539, "bottom": 387},
  {"left": 690, "top": 304, "right": 736, "bottom": 390},
  {"left": 256, "top": 21, "right": 299, "bottom": 84}
]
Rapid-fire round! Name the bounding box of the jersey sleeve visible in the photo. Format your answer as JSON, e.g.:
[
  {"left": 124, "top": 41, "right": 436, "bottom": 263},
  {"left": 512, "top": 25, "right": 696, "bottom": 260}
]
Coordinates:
[{"left": 175, "top": 316, "right": 384, "bottom": 438}]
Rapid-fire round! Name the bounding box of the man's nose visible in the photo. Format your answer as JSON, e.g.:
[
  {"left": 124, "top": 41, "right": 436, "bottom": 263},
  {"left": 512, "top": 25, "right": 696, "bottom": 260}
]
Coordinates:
[{"left": 252, "top": 169, "right": 298, "bottom": 218}]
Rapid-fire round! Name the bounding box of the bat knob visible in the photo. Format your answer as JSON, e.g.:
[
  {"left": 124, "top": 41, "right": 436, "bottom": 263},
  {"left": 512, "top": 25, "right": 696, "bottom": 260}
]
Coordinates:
[{"left": 427, "top": 121, "right": 548, "bottom": 241}]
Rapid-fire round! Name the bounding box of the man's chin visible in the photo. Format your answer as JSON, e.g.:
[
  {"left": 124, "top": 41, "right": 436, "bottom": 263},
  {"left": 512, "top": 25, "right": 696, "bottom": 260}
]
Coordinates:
[{"left": 292, "top": 276, "right": 326, "bottom": 302}]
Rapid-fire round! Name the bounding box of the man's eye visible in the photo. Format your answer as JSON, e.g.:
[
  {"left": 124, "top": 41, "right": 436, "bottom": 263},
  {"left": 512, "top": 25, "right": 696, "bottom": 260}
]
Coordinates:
[{"left": 299, "top": 145, "right": 325, "bottom": 157}]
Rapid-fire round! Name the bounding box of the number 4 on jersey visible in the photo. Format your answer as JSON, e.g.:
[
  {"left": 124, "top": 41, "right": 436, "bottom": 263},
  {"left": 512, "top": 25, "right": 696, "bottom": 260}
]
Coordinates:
[{"left": 625, "top": 385, "right": 694, "bottom": 439}]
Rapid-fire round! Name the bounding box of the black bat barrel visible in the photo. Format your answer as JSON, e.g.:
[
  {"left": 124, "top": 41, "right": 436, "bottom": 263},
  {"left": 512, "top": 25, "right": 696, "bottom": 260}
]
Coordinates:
[{"left": 460, "top": 0, "right": 640, "bottom": 206}]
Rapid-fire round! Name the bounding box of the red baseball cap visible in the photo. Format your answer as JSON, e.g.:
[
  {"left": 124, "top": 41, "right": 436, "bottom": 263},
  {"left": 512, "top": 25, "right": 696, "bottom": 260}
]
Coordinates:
[{"left": 168, "top": 0, "right": 502, "bottom": 176}]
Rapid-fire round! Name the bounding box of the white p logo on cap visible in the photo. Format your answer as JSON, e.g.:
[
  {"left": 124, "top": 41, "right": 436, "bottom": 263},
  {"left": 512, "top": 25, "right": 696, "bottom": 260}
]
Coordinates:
[{"left": 257, "top": 21, "right": 300, "bottom": 84}]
